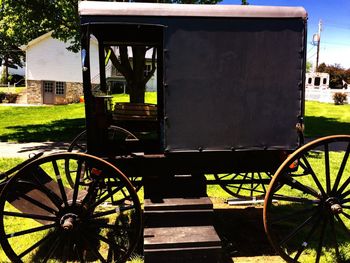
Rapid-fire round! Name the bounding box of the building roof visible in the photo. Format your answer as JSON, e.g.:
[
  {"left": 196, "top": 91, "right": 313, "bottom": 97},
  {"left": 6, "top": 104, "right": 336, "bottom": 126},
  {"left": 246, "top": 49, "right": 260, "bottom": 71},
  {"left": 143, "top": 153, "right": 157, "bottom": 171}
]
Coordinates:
[
  {"left": 79, "top": 2, "right": 307, "bottom": 19},
  {"left": 20, "top": 31, "right": 53, "bottom": 51}
]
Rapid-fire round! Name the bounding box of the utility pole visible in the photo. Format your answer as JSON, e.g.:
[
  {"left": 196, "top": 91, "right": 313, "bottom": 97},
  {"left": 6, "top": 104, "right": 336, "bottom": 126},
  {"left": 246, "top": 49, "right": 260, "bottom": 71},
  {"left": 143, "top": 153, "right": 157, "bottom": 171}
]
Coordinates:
[{"left": 315, "top": 19, "right": 322, "bottom": 71}]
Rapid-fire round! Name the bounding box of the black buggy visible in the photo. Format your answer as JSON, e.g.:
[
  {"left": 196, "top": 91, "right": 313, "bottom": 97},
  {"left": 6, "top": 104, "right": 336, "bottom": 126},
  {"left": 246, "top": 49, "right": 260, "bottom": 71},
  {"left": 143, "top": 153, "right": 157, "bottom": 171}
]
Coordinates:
[{"left": 0, "top": 2, "right": 349, "bottom": 263}]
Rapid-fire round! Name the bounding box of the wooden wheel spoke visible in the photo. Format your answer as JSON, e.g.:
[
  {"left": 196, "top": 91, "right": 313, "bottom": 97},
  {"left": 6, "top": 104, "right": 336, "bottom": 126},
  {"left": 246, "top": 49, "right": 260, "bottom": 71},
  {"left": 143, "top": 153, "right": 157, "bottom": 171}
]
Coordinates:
[
  {"left": 236, "top": 173, "right": 248, "bottom": 195},
  {"left": 324, "top": 143, "right": 331, "bottom": 194},
  {"left": 90, "top": 185, "right": 124, "bottom": 211},
  {"left": 335, "top": 214, "right": 350, "bottom": 237},
  {"left": 336, "top": 176, "right": 350, "bottom": 197},
  {"left": 15, "top": 191, "right": 58, "bottom": 214},
  {"left": 257, "top": 172, "right": 267, "bottom": 194},
  {"left": 94, "top": 234, "right": 127, "bottom": 256},
  {"left": 340, "top": 189, "right": 350, "bottom": 199},
  {"left": 272, "top": 194, "right": 320, "bottom": 204},
  {"left": 91, "top": 205, "right": 135, "bottom": 219},
  {"left": 18, "top": 231, "right": 58, "bottom": 259},
  {"left": 329, "top": 215, "right": 341, "bottom": 262},
  {"left": 72, "top": 160, "right": 83, "bottom": 206},
  {"left": 90, "top": 222, "right": 135, "bottom": 233},
  {"left": 3, "top": 211, "right": 57, "bottom": 221},
  {"left": 270, "top": 206, "right": 317, "bottom": 225},
  {"left": 315, "top": 218, "right": 327, "bottom": 263},
  {"left": 32, "top": 167, "right": 63, "bottom": 208},
  {"left": 52, "top": 160, "right": 68, "bottom": 206},
  {"left": 226, "top": 184, "right": 266, "bottom": 194},
  {"left": 42, "top": 234, "right": 62, "bottom": 263},
  {"left": 341, "top": 211, "right": 350, "bottom": 220},
  {"left": 80, "top": 233, "right": 107, "bottom": 263},
  {"left": 301, "top": 156, "right": 326, "bottom": 197},
  {"left": 341, "top": 198, "right": 350, "bottom": 204},
  {"left": 332, "top": 142, "right": 350, "bottom": 194},
  {"left": 293, "top": 213, "right": 322, "bottom": 262},
  {"left": 279, "top": 210, "right": 319, "bottom": 246},
  {"left": 280, "top": 171, "right": 321, "bottom": 198},
  {"left": 6, "top": 223, "right": 56, "bottom": 238}
]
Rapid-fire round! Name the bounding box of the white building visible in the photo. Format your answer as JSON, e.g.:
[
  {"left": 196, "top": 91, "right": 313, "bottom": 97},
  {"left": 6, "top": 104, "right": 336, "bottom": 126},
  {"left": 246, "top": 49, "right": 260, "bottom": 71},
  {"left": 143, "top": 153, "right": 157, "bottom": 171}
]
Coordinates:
[{"left": 21, "top": 32, "right": 157, "bottom": 104}]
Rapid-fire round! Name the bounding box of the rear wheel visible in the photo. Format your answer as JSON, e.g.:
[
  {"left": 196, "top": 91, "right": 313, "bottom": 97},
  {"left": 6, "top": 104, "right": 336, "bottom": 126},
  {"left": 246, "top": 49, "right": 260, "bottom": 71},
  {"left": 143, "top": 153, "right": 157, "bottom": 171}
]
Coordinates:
[
  {"left": 214, "top": 171, "right": 273, "bottom": 199},
  {"left": 264, "top": 135, "right": 350, "bottom": 262},
  {"left": 0, "top": 153, "right": 142, "bottom": 263}
]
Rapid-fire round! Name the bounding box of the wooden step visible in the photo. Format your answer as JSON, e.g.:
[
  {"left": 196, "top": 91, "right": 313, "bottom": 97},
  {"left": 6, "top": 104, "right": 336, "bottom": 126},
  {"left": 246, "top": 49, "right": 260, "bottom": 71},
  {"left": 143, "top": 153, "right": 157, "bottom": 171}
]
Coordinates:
[
  {"left": 143, "top": 173, "right": 207, "bottom": 198},
  {"left": 144, "top": 226, "right": 222, "bottom": 262},
  {"left": 144, "top": 197, "right": 214, "bottom": 227}
]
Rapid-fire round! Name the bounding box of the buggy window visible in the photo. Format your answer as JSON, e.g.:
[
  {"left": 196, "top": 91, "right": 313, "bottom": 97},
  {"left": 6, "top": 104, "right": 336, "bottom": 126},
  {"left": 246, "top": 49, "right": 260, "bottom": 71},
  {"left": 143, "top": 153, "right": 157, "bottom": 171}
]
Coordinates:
[{"left": 314, "top": 77, "right": 321, "bottom": 86}]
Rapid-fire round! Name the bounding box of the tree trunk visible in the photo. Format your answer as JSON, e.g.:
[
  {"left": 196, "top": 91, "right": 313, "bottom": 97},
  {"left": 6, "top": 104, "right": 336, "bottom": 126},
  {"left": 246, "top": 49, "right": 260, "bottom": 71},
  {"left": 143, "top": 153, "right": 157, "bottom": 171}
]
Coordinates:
[{"left": 129, "top": 46, "right": 146, "bottom": 103}]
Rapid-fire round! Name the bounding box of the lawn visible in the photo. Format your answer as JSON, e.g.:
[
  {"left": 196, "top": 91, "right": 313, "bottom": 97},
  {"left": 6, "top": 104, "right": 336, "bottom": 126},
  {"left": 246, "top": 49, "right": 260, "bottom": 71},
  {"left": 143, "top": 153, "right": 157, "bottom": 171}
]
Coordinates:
[
  {"left": 0, "top": 92, "right": 158, "bottom": 143},
  {"left": 304, "top": 101, "right": 350, "bottom": 137}
]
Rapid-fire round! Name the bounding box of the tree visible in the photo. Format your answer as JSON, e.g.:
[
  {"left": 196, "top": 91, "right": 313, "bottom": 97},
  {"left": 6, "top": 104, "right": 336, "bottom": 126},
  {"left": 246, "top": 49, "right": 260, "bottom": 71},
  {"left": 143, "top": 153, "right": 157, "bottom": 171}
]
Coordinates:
[
  {"left": 306, "top": 61, "right": 312, "bottom": 73},
  {"left": 317, "top": 63, "right": 350, "bottom": 89},
  {"left": 0, "top": 0, "right": 80, "bottom": 84}
]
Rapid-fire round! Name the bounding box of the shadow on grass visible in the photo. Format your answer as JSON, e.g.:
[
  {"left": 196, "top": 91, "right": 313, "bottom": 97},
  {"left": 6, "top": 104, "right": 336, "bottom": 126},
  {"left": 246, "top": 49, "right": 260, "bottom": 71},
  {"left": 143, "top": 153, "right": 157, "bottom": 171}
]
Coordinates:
[
  {"left": 214, "top": 207, "right": 276, "bottom": 258},
  {"left": 304, "top": 116, "right": 350, "bottom": 138},
  {"left": 0, "top": 118, "right": 85, "bottom": 143}
]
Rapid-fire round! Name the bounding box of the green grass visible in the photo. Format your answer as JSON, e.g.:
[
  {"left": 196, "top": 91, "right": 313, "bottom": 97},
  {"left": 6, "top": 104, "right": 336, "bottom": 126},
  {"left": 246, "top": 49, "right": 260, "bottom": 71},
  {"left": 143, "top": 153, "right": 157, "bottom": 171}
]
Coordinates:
[
  {"left": 0, "top": 92, "right": 157, "bottom": 143},
  {"left": 304, "top": 101, "right": 350, "bottom": 137},
  {"left": 0, "top": 103, "right": 85, "bottom": 142}
]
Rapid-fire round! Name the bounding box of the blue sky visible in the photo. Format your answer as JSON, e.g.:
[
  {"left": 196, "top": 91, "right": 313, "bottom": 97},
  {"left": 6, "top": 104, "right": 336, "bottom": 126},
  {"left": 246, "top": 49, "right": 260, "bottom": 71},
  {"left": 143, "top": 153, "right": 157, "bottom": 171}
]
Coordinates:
[{"left": 221, "top": 0, "right": 350, "bottom": 69}]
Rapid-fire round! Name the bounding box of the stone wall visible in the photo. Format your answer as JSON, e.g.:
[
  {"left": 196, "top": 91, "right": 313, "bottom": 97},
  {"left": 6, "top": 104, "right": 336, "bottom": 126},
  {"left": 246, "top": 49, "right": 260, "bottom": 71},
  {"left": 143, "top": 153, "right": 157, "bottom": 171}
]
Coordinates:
[
  {"left": 26, "top": 80, "right": 83, "bottom": 105},
  {"left": 27, "top": 80, "right": 42, "bottom": 104}
]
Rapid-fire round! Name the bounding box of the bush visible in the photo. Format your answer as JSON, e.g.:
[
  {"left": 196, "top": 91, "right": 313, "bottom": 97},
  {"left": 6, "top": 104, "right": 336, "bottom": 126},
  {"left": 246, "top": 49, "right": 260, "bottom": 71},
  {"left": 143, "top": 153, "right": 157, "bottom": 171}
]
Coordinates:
[
  {"left": 0, "top": 92, "right": 6, "bottom": 102},
  {"left": 333, "top": 92, "right": 347, "bottom": 105},
  {"left": 0, "top": 92, "right": 19, "bottom": 103}
]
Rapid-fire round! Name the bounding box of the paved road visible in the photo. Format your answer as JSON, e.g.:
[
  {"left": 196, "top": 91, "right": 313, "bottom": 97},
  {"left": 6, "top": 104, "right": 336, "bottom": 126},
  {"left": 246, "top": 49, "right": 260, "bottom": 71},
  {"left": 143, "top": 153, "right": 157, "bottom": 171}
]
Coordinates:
[{"left": 0, "top": 141, "right": 70, "bottom": 158}]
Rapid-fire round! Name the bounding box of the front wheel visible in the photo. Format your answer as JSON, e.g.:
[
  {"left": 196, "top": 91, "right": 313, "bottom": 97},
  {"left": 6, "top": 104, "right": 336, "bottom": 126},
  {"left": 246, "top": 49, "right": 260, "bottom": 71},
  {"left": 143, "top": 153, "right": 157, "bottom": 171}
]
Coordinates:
[
  {"left": 0, "top": 153, "right": 142, "bottom": 263},
  {"left": 264, "top": 135, "right": 350, "bottom": 262}
]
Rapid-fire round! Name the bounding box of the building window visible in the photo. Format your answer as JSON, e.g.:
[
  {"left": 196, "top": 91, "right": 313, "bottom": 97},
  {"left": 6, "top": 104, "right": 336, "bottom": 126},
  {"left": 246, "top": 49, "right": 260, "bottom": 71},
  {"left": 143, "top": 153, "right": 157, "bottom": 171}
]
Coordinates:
[
  {"left": 44, "top": 82, "right": 54, "bottom": 93},
  {"left": 323, "top": 78, "right": 327, "bottom": 85},
  {"left": 308, "top": 78, "right": 312, "bottom": 84},
  {"left": 55, "top": 82, "right": 65, "bottom": 95}
]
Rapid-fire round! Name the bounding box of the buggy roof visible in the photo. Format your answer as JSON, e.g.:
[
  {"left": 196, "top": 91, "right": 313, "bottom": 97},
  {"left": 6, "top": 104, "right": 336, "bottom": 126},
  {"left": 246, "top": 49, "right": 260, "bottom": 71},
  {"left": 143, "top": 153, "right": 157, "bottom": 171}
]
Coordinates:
[{"left": 79, "top": 1, "right": 307, "bottom": 19}]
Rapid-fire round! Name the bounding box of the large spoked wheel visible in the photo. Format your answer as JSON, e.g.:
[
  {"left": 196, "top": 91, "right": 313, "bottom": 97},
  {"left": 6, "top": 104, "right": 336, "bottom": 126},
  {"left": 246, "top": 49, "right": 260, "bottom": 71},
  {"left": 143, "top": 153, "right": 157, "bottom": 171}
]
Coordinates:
[
  {"left": 0, "top": 153, "right": 142, "bottom": 263},
  {"left": 264, "top": 135, "right": 350, "bottom": 262},
  {"left": 67, "top": 126, "right": 141, "bottom": 190},
  {"left": 214, "top": 171, "right": 274, "bottom": 199}
]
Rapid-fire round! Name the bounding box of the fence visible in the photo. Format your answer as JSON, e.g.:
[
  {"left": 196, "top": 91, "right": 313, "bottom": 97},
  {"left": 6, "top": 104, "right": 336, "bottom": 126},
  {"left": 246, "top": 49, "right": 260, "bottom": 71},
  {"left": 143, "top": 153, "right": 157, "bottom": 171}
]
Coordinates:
[{"left": 305, "top": 88, "right": 350, "bottom": 104}]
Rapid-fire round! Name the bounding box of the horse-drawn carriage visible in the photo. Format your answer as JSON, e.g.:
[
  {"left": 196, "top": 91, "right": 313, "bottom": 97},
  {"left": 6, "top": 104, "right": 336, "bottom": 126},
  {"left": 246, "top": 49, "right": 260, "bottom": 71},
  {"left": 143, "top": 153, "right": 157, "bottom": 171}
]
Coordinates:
[{"left": 0, "top": 2, "right": 349, "bottom": 262}]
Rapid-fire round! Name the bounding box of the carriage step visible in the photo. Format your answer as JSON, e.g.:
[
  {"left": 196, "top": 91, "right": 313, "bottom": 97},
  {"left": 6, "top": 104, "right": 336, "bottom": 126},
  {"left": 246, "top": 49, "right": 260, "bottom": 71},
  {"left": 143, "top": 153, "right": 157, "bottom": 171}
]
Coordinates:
[
  {"left": 144, "top": 197, "right": 214, "bottom": 227},
  {"left": 144, "top": 225, "right": 222, "bottom": 263},
  {"left": 143, "top": 173, "right": 207, "bottom": 198}
]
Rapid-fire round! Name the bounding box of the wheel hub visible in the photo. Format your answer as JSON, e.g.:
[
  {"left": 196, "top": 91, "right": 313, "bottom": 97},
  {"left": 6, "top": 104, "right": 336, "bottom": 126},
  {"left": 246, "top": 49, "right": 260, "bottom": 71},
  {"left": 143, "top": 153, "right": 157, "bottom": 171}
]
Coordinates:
[
  {"left": 325, "top": 197, "right": 343, "bottom": 215},
  {"left": 60, "top": 213, "right": 79, "bottom": 231}
]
